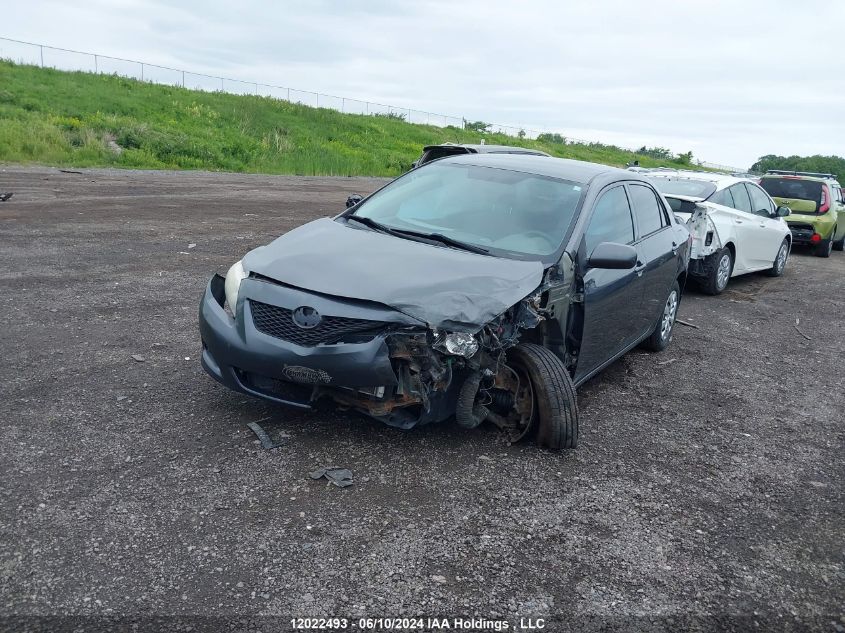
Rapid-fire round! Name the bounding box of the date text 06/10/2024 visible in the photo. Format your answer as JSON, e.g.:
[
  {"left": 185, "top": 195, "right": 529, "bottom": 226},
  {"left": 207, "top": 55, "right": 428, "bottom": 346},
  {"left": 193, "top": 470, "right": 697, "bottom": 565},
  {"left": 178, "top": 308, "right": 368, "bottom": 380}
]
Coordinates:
[{"left": 290, "top": 617, "right": 546, "bottom": 630}]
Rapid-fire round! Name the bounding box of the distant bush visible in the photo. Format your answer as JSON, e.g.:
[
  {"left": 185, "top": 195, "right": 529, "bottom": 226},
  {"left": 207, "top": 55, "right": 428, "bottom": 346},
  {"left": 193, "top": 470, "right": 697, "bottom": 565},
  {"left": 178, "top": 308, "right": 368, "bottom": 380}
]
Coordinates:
[
  {"left": 637, "top": 146, "right": 673, "bottom": 159},
  {"left": 676, "top": 151, "right": 694, "bottom": 165},
  {"left": 373, "top": 111, "right": 406, "bottom": 121},
  {"left": 537, "top": 133, "right": 566, "bottom": 145},
  {"left": 464, "top": 120, "right": 491, "bottom": 133}
]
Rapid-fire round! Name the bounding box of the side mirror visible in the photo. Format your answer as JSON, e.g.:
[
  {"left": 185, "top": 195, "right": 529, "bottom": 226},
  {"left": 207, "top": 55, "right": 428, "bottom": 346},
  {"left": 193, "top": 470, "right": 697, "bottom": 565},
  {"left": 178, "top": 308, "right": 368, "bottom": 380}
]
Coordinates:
[
  {"left": 346, "top": 194, "right": 363, "bottom": 209},
  {"left": 588, "top": 242, "right": 638, "bottom": 270},
  {"left": 776, "top": 205, "right": 790, "bottom": 217}
]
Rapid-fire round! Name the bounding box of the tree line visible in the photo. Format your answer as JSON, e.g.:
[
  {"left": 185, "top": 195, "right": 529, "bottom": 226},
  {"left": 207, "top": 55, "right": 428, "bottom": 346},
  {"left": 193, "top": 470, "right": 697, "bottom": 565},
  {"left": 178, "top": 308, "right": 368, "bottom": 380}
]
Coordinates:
[{"left": 751, "top": 154, "right": 845, "bottom": 176}]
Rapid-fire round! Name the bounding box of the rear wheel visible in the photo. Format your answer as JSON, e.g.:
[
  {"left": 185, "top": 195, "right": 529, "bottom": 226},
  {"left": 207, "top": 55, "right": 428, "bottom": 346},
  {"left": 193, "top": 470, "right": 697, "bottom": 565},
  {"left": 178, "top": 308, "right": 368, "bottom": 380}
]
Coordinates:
[
  {"left": 700, "top": 247, "right": 732, "bottom": 295},
  {"left": 765, "top": 238, "right": 790, "bottom": 277},
  {"left": 815, "top": 235, "right": 833, "bottom": 257},
  {"left": 642, "top": 281, "right": 680, "bottom": 352},
  {"left": 506, "top": 344, "right": 578, "bottom": 450}
]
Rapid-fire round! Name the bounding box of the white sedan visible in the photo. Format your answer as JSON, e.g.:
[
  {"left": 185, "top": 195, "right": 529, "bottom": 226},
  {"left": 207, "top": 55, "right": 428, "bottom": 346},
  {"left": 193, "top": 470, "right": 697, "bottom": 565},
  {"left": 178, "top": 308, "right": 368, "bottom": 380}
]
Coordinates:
[{"left": 647, "top": 170, "right": 792, "bottom": 295}]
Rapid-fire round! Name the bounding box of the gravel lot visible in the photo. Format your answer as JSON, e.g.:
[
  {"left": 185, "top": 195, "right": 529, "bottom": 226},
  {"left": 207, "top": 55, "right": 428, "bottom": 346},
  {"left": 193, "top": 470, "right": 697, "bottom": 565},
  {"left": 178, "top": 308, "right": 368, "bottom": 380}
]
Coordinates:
[{"left": 0, "top": 166, "right": 842, "bottom": 632}]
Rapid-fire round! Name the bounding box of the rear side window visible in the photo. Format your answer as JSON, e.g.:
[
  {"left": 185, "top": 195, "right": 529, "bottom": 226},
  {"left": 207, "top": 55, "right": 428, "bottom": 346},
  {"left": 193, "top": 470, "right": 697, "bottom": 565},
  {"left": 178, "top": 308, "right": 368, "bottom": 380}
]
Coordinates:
[
  {"left": 628, "top": 184, "right": 666, "bottom": 237},
  {"left": 759, "top": 178, "right": 823, "bottom": 211},
  {"left": 746, "top": 183, "right": 775, "bottom": 217},
  {"left": 709, "top": 187, "right": 736, "bottom": 208},
  {"left": 585, "top": 186, "right": 635, "bottom": 254},
  {"left": 729, "top": 184, "right": 753, "bottom": 213}
]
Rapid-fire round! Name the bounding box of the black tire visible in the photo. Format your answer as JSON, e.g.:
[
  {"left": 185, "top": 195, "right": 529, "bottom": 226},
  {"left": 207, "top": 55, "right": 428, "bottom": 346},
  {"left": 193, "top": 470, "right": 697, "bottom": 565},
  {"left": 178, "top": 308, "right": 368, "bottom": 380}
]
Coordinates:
[
  {"left": 642, "top": 280, "right": 680, "bottom": 352},
  {"left": 765, "top": 238, "right": 790, "bottom": 277},
  {"left": 699, "top": 247, "right": 733, "bottom": 295},
  {"left": 815, "top": 235, "right": 833, "bottom": 257},
  {"left": 833, "top": 235, "right": 845, "bottom": 252},
  {"left": 507, "top": 343, "right": 578, "bottom": 450}
]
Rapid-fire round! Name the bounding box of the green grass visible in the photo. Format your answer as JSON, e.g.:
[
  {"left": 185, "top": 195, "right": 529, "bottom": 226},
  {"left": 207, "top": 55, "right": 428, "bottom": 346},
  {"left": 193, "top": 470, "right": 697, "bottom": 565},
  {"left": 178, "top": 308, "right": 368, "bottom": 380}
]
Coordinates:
[{"left": 0, "top": 60, "right": 706, "bottom": 176}]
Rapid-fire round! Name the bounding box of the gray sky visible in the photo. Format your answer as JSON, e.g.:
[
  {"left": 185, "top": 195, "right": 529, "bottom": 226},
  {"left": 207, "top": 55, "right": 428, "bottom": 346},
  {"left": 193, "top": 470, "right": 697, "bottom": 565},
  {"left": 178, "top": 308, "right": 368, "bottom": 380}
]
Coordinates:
[{"left": 5, "top": 0, "right": 845, "bottom": 168}]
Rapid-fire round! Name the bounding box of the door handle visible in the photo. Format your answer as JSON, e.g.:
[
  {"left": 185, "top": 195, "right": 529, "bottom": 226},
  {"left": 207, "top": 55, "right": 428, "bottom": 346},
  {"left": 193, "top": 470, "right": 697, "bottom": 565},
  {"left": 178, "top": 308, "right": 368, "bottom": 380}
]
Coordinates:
[{"left": 735, "top": 219, "right": 744, "bottom": 224}]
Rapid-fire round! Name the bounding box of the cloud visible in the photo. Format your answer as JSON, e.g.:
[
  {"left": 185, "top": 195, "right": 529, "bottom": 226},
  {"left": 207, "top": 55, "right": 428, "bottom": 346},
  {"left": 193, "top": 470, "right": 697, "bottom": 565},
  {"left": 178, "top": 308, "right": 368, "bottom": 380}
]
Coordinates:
[{"left": 5, "top": 0, "right": 844, "bottom": 168}]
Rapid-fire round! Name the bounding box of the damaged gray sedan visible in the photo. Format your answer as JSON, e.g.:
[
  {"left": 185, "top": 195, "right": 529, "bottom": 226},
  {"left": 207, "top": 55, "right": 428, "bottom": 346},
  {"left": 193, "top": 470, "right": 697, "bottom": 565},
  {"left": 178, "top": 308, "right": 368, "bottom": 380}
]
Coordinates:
[{"left": 199, "top": 154, "right": 690, "bottom": 449}]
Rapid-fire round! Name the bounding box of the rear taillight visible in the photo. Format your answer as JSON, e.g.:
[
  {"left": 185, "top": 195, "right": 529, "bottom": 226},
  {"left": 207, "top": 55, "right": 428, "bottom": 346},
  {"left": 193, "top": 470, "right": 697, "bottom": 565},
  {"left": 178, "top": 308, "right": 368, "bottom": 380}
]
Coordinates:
[
  {"left": 811, "top": 233, "right": 821, "bottom": 243},
  {"left": 819, "top": 186, "right": 830, "bottom": 214}
]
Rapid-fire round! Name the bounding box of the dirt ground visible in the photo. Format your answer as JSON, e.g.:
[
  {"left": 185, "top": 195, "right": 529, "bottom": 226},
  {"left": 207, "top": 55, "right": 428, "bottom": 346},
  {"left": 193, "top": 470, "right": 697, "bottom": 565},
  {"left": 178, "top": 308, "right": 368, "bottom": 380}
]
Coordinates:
[{"left": 0, "top": 166, "right": 842, "bottom": 632}]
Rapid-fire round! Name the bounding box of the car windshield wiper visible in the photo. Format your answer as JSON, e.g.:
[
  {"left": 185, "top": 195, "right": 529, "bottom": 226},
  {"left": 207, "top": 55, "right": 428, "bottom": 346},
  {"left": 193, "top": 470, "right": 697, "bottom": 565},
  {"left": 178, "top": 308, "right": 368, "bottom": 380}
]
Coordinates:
[
  {"left": 346, "top": 216, "right": 489, "bottom": 254},
  {"left": 345, "top": 214, "right": 397, "bottom": 234},
  {"left": 388, "top": 228, "right": 490, "bottom": 255}
]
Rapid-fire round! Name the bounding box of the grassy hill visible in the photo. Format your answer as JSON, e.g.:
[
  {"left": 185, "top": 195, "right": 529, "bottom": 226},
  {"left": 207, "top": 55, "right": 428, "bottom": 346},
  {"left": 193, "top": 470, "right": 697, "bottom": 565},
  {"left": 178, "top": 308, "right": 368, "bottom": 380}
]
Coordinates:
[{"left": 0, "top": 60, "right": 704, "bottom": 176}]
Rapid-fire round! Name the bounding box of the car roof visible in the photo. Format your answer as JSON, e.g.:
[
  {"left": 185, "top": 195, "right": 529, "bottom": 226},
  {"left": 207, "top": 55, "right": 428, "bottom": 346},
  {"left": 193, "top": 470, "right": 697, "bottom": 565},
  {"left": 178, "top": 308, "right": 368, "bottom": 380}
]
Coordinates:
[
  {"left": 645, "top": 169, "right": 750, "bottom": 189},
  {"left": 432, "top": 153, "right": 633, "bottom": 184},
  {"left": 761, "top": 172, "right": 840, "bottom": 185},
  {"left": 422, "top": 143, "right": 550, "bottom": 156}
]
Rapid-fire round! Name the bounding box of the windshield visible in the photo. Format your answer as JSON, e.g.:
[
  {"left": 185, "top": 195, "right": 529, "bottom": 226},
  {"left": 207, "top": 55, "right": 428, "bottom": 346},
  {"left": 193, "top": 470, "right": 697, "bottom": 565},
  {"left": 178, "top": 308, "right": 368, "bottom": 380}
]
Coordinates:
[
  {"left": 348, "top": 163, "right": 584, "bottom": 260},
  {"left": 760, "top": 178, "right": 823, "bottom": 211},
  {"left": 649, "top": 176, "right": 717, "bottom": 199}
]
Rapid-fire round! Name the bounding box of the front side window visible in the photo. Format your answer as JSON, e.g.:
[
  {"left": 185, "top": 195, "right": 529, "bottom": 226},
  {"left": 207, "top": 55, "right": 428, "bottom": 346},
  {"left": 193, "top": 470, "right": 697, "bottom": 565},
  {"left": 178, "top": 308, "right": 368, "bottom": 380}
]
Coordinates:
[
  {"left": 729, "top": 184, "right": 753, "bottom": 214},
  {"left": 746, "top": 183, "right": 775, "bottom": 217},
  {"left": 351, "top": 163, "right": 584, "bottom": 260},
  {"left": 584, "top": 186, "right": 635, "bottom": 255},
  {"left": 628, "top": 184, "right": 666, "bottom": 237}
]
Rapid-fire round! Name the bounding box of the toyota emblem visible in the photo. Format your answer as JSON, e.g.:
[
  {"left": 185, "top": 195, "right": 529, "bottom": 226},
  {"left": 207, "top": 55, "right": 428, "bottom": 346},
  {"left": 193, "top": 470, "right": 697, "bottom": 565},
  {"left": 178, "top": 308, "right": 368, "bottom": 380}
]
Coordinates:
[{"left": 291, "top": 306, "right": 321, "bottom": 329}]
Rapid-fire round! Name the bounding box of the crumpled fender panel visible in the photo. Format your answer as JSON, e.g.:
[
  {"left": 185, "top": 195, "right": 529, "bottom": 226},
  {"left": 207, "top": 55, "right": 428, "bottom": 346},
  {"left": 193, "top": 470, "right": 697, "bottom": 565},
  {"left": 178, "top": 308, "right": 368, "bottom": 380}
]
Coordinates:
[{"left": 243, "top": 218, "right": 545, "bottom": 332}]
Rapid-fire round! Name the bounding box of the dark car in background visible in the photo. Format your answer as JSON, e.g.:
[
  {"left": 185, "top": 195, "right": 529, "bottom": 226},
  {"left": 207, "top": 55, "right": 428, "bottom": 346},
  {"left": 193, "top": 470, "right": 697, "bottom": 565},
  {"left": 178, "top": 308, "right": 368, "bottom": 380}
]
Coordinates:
[
  {"left": 412, "top": 143, "right": 549, "bottom": 168},
  {"left": 199, "top": 155, "right": 690, "bottom": 449}
]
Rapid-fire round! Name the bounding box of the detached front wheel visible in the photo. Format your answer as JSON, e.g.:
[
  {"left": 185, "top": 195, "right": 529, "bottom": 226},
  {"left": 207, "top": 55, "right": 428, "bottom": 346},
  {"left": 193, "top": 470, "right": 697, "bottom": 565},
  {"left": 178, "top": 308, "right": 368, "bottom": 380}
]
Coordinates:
[{"left": 506, "top": 344, "right": 578, "bottom": 450}]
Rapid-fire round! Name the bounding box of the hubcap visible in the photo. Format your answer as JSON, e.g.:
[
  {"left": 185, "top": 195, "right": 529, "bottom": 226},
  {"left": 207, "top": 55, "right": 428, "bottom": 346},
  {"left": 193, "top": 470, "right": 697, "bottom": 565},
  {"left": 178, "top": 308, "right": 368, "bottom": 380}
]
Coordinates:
[
  {"left": 717, "top": 253, "right": 731, "bottom": 290},
  {"left": 776, "top": 243, "right": 788, "bottom": 272},
  {"left": 660, "top": 290, "right": 678, "bottom": 341}
]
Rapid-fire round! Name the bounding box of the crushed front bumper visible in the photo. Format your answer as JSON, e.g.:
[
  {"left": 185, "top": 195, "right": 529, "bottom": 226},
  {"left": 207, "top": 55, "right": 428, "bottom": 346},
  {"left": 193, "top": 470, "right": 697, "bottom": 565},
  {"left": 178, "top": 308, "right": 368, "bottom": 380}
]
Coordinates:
[{"left": 198, "top": 274, "right": 423, "bottom": 410}]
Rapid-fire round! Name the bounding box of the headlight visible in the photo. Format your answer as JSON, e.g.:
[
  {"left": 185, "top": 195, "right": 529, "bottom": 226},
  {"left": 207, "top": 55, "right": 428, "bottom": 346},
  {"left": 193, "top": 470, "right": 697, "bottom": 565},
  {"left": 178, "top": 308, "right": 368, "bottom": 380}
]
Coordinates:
[
  {"left": 224, "top": 259, "right": 248, "bottom": 316},
  {"left": 433, "top": 331, "right": 479, "bottom": 358}
]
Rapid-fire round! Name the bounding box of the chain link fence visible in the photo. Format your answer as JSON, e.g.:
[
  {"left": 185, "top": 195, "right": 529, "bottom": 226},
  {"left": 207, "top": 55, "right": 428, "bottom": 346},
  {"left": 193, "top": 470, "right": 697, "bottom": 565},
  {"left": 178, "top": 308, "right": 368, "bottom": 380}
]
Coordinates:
[{"left": 0, "top": 36, "right": 747, "bottom": 172}]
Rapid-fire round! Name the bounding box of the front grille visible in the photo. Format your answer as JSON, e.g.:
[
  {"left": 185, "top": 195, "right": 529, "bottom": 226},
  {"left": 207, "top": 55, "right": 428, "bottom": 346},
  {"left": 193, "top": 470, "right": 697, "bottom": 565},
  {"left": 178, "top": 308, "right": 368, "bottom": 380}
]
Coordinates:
[{"left": 250, "top": 300, "right": 385, "bottom": 346}]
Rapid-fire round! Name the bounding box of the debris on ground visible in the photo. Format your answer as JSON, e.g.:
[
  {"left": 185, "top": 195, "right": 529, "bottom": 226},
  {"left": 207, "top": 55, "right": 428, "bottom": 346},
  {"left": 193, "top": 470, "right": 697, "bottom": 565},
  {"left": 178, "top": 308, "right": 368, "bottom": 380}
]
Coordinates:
[
  {"left": 308, "top": 467, "right": 354, "bottom": 488},
  {"left": 188, "top": 243, "right": 196, "bottom": 249},
  {"left": 131, "top": 354, "right": 145, "bottom": 362},
  {"left": 657, "top": 358, "right": 677, "bottom": 366},
  {"left": 0, "top": 193, "right": 12, "bottom": 202},
  {"left": 676, "top": 319, "right": 700, "bottom": 329},
  {"left": 246, "top": 421, "right": 285, "bottom": 449},
  {"left": 794, "top": 318, "right": 812, "bottom": 341},
  {"left": 59, "top": 169, "right": 83, "bottom": 174}
]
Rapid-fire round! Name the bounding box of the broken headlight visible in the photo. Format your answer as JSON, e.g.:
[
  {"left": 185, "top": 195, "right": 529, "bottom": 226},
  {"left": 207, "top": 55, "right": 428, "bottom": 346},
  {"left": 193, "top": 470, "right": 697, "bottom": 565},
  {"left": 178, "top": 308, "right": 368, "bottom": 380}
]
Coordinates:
[
  {"left": 433, "top": 331, "right": 479, "bottom": 358},
  {"left": 224, "top": 259, "right": 248, "bottom": 316}
]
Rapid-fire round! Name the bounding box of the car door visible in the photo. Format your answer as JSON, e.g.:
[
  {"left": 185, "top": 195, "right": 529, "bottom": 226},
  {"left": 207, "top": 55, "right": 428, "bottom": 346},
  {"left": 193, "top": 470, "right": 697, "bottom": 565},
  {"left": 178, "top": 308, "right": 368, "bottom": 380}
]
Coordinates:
[
  {"left": 745, "top": 182, "right": 786, "bottom": 266},
  {"left": 627, "top": 182, "right": 679, "bottom": 332},
  {"left": 574, "top": 184, "right": 643, "bottom": 383},
  {"left": 725, "top": 183, "right": 759, "bottom": 273}
]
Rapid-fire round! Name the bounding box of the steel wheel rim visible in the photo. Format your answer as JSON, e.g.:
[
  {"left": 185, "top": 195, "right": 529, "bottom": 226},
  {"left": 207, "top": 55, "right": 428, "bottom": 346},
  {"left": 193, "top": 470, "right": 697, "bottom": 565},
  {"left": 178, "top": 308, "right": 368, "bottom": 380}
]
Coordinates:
[
  {"left": 717, "top": 253, "right": 731, "bottom": 289},
  {"left": 660, "top": 290, "right": 678, "bottom": 340},
  {"left": 776, "top": 243, "right": 788, "bottom": 272}
]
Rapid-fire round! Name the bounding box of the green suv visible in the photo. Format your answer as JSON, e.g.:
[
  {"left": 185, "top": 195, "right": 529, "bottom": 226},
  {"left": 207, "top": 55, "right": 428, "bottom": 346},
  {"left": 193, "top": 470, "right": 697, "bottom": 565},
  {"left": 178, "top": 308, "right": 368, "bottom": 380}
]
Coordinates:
[{"left": 759, "top": 171, "right": 845, "bottom": 257}]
